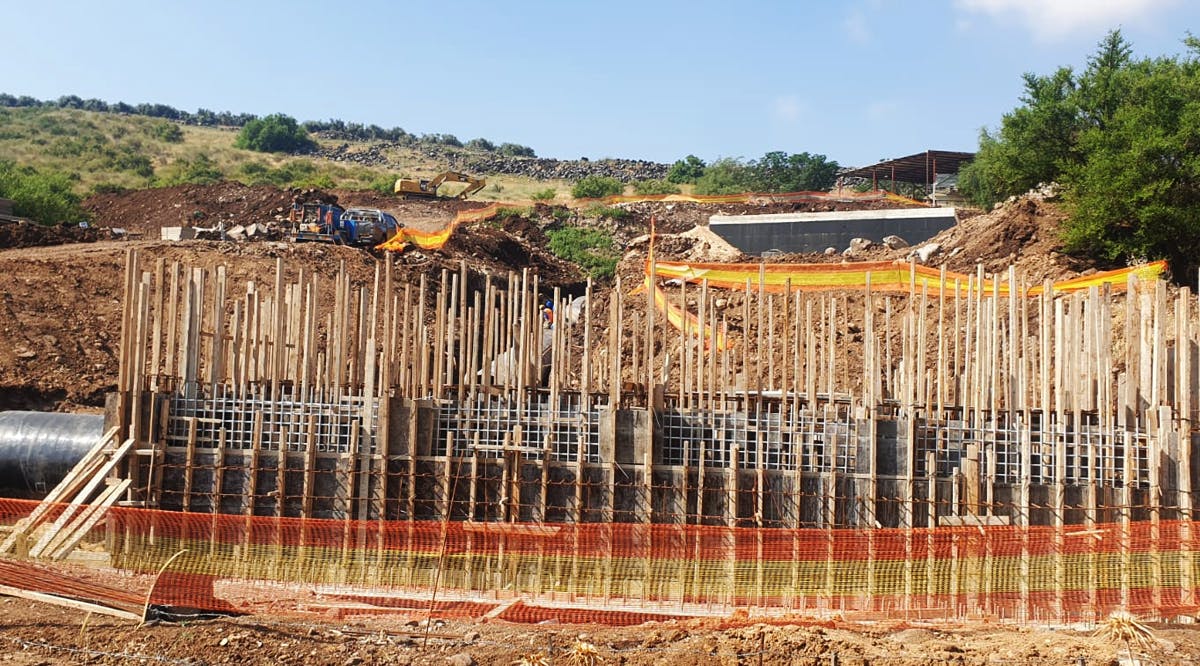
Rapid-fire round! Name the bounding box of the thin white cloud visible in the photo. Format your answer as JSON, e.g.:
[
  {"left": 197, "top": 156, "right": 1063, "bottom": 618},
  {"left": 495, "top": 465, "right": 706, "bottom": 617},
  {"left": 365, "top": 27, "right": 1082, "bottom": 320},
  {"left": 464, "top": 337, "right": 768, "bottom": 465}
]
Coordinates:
[
  {"left": 844, "top": 8, "right": 871, "bottom": 44},
  {"left": 954, "top": 0, "right": 1178, "bottom": 40},
  {"left": 772, "top": 95, "right": 805, "bottom": 123},
  {"left": 866, "top": 100, "right": 899, "bottom": 120}
]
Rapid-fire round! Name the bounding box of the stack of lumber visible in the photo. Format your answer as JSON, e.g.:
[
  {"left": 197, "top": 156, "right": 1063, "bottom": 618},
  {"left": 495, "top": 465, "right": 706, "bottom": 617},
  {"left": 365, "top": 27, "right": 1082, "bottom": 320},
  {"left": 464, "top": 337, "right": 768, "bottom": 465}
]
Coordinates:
[{"left": 0, "top": 426, "right": 132, "bottom": 561}]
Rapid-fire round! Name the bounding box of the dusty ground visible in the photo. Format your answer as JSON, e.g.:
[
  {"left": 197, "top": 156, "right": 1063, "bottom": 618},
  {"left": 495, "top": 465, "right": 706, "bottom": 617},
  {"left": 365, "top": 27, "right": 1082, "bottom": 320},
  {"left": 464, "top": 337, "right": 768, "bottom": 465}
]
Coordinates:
[{"left": 3, "top": 592, "right": 1200, "bottom": 665}]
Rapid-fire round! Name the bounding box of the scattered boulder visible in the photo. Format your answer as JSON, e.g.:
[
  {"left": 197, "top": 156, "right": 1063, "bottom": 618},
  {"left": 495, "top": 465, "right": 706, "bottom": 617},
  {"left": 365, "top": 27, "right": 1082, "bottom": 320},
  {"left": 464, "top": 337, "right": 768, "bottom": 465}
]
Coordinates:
[
  {"left": 446, "top": 653, "right": 475, "bottom": 666},
  {"left": 824, "top": 247, "right": 837, "bottom": 256},
  {"left": 311, "top": 139, "right": 668, "bottom": 183},
  {"left": 912, "top": 243, "right": 941, "bottom": 264},
  {"left": 160, "top": 226, "right": 196, "bottom": 241},
  {"left": 843, "top": 237, "right": 873, "bottom": 256},
  {"left": 882, "top": 234, "right": 909, "bottom": 249}
]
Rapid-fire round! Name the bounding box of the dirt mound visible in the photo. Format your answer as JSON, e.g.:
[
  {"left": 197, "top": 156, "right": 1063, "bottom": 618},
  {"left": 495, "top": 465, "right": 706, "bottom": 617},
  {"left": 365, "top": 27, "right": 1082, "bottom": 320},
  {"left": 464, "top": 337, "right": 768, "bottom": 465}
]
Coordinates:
[
  {"left": 81, "top": 182, "right": 493, "bottom": 239},
  {"left": 907, "top": 193, "right": 1113, "bottom": 284},
  {"left": 439, "top": 222, "right": 583, "bottom": 287},
  {"left": 0, "top": 220, "right": 107, "bottom": 250},
  {"left": 83, "top": 182, "right": 295, "bottom": 235}
]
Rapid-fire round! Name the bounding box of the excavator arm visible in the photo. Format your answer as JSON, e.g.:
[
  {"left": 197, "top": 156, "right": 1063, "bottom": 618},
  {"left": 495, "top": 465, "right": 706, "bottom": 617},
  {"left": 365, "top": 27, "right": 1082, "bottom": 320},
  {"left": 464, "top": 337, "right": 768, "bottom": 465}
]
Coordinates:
[{"left": 396, "top": 171, "right": 486, "bottom": 200}]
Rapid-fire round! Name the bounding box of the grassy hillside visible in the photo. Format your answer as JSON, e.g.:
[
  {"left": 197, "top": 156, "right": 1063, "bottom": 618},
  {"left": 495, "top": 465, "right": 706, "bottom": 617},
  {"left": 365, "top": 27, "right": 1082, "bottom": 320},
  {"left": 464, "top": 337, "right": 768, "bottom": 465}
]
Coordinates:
[{"left": 0, "top": 106, "right": 576, "bottom": 207}]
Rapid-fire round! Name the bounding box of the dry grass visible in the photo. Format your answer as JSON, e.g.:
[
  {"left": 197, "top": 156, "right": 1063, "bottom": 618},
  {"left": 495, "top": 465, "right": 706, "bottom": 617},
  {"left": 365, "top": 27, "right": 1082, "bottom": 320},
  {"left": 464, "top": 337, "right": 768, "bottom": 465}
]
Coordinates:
[
  {"left": 1095, "top": 611, "right": 1156, "bottom": 661},
  {"left": 565, "top": 641, "right": 605, "bottom": 665},
  {"left": 0, "top": 106, "right": 591, "bottom": 203}
]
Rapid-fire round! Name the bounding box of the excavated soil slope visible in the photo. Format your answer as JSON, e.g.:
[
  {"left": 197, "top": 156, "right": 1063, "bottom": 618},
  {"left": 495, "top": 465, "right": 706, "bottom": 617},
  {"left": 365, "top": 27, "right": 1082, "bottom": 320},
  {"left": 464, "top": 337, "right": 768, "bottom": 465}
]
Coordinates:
[
  {"left": 79, "top": 181, "right": 490, "bottom": 239},
  {"left": 1, "top": 183, "right": 1114, "bottom": 412}
]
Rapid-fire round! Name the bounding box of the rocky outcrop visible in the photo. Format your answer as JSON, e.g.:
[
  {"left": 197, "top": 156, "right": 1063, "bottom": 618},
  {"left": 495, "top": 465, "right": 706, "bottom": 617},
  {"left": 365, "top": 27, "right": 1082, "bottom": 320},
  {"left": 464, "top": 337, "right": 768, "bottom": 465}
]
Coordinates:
[{"left": 308, "top": 142, "right": 668, "bottom": 183}]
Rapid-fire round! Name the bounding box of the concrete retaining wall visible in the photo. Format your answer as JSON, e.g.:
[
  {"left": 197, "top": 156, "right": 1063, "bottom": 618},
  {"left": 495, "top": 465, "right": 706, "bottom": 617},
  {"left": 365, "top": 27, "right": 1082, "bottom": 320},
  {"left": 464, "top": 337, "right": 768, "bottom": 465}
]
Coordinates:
[{"left": 710, "top": 207, "right": 958, "bottom": 254}]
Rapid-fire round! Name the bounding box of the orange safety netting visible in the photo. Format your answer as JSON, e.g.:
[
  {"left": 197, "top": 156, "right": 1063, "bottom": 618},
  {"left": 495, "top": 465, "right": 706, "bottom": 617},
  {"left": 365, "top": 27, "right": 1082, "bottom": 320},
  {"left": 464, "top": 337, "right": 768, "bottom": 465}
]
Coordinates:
[
  {"left": 648, "top": 277, "right": 729, "bottom": 350},
  {"left": 3, "top": 498, "right": 1198, "bottom": 623},
  {"left": 649, "top": 259, "right": 1169, "bottom": 296}
]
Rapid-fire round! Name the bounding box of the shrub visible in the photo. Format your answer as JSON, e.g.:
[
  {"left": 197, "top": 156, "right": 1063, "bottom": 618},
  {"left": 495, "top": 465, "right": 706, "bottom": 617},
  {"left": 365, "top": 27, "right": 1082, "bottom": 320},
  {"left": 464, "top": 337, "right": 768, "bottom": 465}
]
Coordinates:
[
  {"left": 546, "top": 226, "right": 620, "bottom": 279},
  {"left": 90, "top": 182, "right": 129, "bottom": 195},
  {"left": 633, "top": 179, "right": 680, "bottom": 195},
  {"left": 158, "top": 153, "right": 223, "bottom": 186},
  {"left": 0, "top": 161, "right": 87, "bottom": 224},
  {"left": 234, "top": 113, "right": 316, "bottom": 153},
  {"left": 113, "top": 152, "right": 154, "bottom": 178},
  {"left": 667, "top": 155, "right": 706, "bottom": 184},
  {"left": 494, "top": 206, "right": 533, "bottom": 220},
  {"left": 465, "top": 138, "right": 496, "bottom": 152},
  {"left": 148, "top": 121, "right": 184, "bottom": 143},
  {"left": 498, "top": 142, "right": 536, "bottom": 158},
  {"left": 582, "top": 205, "right": 630, "bottom": 220},
  {"left": 531, "top": 188, "right": 557, "bottom": 202},
  {"left": 571, "top": 175, "right": 623, "bottom": 199},
  {"left": 368, "top": 173, "right": 397, "bottom": 195}
]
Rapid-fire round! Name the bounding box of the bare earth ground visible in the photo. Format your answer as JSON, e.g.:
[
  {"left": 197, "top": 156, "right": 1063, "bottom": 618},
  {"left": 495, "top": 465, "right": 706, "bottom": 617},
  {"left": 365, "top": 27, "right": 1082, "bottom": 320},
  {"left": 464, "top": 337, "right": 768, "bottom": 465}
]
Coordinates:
[{"left": 4, "top": 593, "right": 1200, "bottom": 665}]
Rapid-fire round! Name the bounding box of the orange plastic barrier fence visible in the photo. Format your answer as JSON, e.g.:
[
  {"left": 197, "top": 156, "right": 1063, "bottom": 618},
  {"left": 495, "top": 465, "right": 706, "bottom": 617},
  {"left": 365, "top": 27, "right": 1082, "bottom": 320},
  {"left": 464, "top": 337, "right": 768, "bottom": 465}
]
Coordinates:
[
  {"left": 649, "top": 259, "right": 1169, "bottom": 296},
  {"left": 3, "top": 498, "right": 1198, "bottom": 623},
  {"left": 573, "top": 189, "right": 895, "bottom": 207},
  {"left": 649, "top": 277, "right": 728, "bottom": 350}
]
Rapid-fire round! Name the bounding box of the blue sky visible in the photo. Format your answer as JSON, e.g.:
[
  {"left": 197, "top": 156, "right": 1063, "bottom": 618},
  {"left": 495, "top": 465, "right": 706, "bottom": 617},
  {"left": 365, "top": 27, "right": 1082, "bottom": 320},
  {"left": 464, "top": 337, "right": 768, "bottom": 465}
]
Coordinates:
[{"left": 3, "top": 0, "right": 1198, "bottom": 167}]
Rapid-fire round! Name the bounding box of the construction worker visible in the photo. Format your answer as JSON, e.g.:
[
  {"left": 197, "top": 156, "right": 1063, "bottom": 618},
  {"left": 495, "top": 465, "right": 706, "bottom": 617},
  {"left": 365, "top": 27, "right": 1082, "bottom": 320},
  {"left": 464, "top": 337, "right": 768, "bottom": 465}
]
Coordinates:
[{"left": 542, "top": 300, "right": 554, "bottom": 327}]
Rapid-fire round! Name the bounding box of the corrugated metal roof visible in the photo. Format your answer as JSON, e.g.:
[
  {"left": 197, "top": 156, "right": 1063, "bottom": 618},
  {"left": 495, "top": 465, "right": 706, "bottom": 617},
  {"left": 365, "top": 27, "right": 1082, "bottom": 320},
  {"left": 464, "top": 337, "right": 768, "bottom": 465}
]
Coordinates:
[{"left": 840, "top": 150, "right": 974, "bottom": 184}]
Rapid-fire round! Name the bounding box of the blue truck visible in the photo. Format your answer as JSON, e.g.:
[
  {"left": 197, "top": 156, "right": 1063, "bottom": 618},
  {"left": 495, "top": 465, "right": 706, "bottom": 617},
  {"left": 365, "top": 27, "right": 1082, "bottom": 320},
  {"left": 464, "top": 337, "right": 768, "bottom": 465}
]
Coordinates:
[{"left": 289, "top": 203, "right": 402, "bottom": 246}]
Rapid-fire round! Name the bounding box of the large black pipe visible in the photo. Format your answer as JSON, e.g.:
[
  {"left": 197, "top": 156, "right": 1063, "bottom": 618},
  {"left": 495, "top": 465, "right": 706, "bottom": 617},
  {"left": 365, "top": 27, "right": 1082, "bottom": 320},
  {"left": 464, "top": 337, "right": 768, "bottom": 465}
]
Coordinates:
[{"left": 0, "top": 411, "right": 105, "bottom": 494}]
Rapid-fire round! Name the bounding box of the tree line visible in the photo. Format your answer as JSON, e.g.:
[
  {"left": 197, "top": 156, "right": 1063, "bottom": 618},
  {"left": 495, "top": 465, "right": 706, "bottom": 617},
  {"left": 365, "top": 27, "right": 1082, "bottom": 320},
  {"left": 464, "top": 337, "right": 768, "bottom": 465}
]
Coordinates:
[
  {"left": 0, "top": 93, "right": 536, "bottom": 156},
  {"left": 665, "top": 151, "right": 840, "bottom": 195}
]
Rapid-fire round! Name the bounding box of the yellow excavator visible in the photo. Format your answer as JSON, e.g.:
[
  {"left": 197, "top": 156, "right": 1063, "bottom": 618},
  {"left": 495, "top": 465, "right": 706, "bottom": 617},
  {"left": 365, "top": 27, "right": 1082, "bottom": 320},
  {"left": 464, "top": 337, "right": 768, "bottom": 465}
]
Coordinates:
[{"left": 394, "top": 171, "right": 486, "bottom": 200}]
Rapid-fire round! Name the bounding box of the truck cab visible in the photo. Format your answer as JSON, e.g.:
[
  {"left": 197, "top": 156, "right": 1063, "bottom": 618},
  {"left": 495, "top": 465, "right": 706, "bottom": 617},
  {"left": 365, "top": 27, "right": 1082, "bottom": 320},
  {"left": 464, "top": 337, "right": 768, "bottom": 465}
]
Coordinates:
[{"left": 338, "top": 208, "right": 403, "bottom": 246}]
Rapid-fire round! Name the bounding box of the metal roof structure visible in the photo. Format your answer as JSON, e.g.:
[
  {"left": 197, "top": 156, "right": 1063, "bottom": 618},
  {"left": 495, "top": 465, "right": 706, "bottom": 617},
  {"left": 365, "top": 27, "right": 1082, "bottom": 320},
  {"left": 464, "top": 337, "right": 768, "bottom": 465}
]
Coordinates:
[{"left": 840, "top": 150, "right": 975, "bottom": 185}]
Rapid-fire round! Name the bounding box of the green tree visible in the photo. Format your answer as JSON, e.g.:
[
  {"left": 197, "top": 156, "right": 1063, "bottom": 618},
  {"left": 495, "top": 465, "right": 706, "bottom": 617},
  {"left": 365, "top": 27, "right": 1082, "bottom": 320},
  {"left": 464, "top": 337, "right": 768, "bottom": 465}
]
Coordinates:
[
  {"left": 666, "top": 154, "right": 706, "bottom": 183},
  {"left": 571, "top": 175, "right": 624, "bottom": 199},
  {"left": 693, "top": 158, "right": 753, "bottom": 195},
  {"left": 498, "top": 142, "right": 536, "bottom": 157},
  {"left": 1077, "top": 30, "right": 1135, "bottom": 131},
  {"left": 0, "top": 161, "right": 87, "bottom": 224},
  {"left": 465, "top": 137, "right": 496, "bottom": 151},
  {"left": 234, "top": 113, "right": 316, "bottom": 153},
  {"left": 1062, "top": 50, "right": 1200, "bottom": 273},
  {"left": 960, "top": 29, "right": 1200, "bottom": 276},
  {"left": 958, "top": 66, "right": 1080, "bottom": 209},
  {"left": 749, "top": 151, "right": 839, "bottom": 192}
]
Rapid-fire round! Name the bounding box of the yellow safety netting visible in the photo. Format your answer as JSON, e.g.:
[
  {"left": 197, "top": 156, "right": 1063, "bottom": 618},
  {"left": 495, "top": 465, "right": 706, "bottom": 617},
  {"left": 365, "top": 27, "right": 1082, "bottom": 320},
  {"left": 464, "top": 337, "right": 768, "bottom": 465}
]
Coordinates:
[{"left": 649, "top": 259, "right": 1168, "bottom": 296}]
